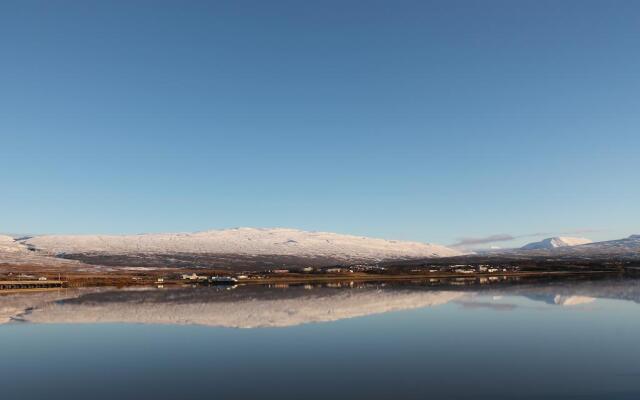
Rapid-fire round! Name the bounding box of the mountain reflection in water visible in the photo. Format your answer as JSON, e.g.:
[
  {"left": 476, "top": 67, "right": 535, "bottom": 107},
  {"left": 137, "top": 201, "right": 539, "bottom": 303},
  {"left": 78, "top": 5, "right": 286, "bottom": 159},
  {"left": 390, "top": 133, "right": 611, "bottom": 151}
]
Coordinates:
[{"left": 2, "top": 276, "right": 640, "bottom": 327}]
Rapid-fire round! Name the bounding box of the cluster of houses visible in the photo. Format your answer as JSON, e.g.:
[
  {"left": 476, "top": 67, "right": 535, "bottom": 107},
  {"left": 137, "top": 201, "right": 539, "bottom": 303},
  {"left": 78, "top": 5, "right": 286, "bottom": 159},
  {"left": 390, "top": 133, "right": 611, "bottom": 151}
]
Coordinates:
[
  {"left": 2, "top": 273, "right": 50, "bottom": 281},
  {"left": 180, "top": 273, "right": 238, "bottom": 284},
  {"left": 452, "top": 265, "right": 503, "bottom": 274},
  {"left": 350, "top": 264, "right": 387, "bottom": 272},
  {"left": 164, "top": 262, "right": 518, "bottom": 284},
  {"left": 268, "top": 266, "right": 356, "bottom": 274},
  {"left": 268, "top": 265, "right": 389, "bottom": 274},
  {"left": 418, "top": 264, "right": 518, "bottom": 274}
]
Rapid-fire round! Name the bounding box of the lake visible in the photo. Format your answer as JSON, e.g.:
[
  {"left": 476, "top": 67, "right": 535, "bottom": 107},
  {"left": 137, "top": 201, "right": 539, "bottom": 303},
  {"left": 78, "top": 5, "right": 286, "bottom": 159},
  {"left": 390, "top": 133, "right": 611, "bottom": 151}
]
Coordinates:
[{"left": 1, "top": 276, "right": 640, "bottom": 399}]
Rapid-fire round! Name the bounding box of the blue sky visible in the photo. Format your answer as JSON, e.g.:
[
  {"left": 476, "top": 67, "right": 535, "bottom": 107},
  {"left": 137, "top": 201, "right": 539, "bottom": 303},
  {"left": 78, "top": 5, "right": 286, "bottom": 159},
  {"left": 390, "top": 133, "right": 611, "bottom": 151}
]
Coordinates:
[{"left": 1, "top": 0, "right": 639, "bottom": 247}]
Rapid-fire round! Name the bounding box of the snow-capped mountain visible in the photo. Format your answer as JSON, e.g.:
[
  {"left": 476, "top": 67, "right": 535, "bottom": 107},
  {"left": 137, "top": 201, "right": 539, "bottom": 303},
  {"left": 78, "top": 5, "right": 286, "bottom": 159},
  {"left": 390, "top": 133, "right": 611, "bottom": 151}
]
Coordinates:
[
  {"left": 521, "top": 236, "right": 592, "bottom": 250},
  {"left": 20, "top": 227, "right": 463, "bottom": 261}
]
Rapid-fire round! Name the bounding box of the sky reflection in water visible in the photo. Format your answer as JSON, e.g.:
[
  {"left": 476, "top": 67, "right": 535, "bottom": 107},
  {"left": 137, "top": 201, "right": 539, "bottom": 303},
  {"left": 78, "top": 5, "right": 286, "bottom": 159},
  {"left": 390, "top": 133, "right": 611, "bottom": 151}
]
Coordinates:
[{"left": 1, "top": 277, "right": 640, "bottom": 400}]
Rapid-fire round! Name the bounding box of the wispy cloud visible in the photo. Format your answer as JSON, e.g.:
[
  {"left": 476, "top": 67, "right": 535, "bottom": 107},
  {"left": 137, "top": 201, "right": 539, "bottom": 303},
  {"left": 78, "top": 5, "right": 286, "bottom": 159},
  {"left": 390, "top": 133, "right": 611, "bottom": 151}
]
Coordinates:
[{"left": 450, "top": 234, "right": 515, "bottom": 248}]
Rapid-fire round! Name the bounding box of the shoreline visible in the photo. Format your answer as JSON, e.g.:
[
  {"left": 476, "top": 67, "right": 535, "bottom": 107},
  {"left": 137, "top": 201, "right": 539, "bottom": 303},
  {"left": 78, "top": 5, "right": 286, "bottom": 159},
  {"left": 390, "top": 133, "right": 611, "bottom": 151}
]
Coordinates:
[
  {"left": 1, "top": 269, "right": 626, "bottom": 292},
  {"left": 234, "top": 269, "right": 620, "bottom": 286}
]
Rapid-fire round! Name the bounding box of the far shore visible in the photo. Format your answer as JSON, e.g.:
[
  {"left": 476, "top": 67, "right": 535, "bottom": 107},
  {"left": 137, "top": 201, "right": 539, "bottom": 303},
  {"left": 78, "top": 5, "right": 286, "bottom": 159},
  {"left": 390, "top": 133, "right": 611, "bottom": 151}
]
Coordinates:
[{"left": 1, "top": 268, "right": 630, "bottom": 292}]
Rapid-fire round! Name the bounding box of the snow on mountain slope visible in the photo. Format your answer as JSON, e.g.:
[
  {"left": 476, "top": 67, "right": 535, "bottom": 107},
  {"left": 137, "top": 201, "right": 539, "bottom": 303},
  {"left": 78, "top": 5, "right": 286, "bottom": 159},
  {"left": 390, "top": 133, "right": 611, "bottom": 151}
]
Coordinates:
[
  {"left": 0, "top": 234, "right": 89, "bottom": 268},
  {"left": 560, "top": 234, "right": 640, "bottom": 255},
  {"left": 21, "top": 228, "right": 463, "bottom": 260},
  {"left": 0, "top": 235, "right": 26, "bottom": 253},
  {"left": 521, "top": 236, "right": 592, "bottom": 250}
]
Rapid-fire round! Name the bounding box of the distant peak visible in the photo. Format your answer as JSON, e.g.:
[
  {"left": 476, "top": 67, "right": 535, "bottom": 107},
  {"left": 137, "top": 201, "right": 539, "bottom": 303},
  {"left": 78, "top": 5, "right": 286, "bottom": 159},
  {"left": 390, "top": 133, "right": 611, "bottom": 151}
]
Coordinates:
[{"left": 521, "top": 236, "right": 592, "bottom": 250}]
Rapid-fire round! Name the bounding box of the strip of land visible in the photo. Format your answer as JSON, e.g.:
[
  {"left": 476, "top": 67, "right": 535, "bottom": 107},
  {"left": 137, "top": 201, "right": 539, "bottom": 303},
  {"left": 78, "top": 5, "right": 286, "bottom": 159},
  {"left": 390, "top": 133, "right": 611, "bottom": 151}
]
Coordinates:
[{"left": 0, "top": 268, "right": 626, "bottom": 292}]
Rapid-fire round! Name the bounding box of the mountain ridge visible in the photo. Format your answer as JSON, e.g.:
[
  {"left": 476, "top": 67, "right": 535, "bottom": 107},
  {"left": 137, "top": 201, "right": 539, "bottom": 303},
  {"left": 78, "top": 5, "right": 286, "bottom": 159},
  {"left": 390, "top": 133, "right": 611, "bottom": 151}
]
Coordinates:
[{"left": 18, "top": 227, "right": 463, "bottom": 262}]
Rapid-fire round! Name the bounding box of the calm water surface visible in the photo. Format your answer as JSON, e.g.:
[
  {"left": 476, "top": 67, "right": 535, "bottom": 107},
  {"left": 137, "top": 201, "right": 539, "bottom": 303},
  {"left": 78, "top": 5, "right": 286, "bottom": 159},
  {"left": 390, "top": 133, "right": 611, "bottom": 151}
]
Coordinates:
[{"left": 1, "top": 276, "right": 640, "bottom": 399}]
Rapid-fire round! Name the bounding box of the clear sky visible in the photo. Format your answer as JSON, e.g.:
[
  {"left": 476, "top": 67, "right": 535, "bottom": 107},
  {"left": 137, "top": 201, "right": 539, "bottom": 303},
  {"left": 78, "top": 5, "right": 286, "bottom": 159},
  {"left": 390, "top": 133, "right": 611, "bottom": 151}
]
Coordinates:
[{"left": 1, "top": 0, "right": 639, "bottom": 248}]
